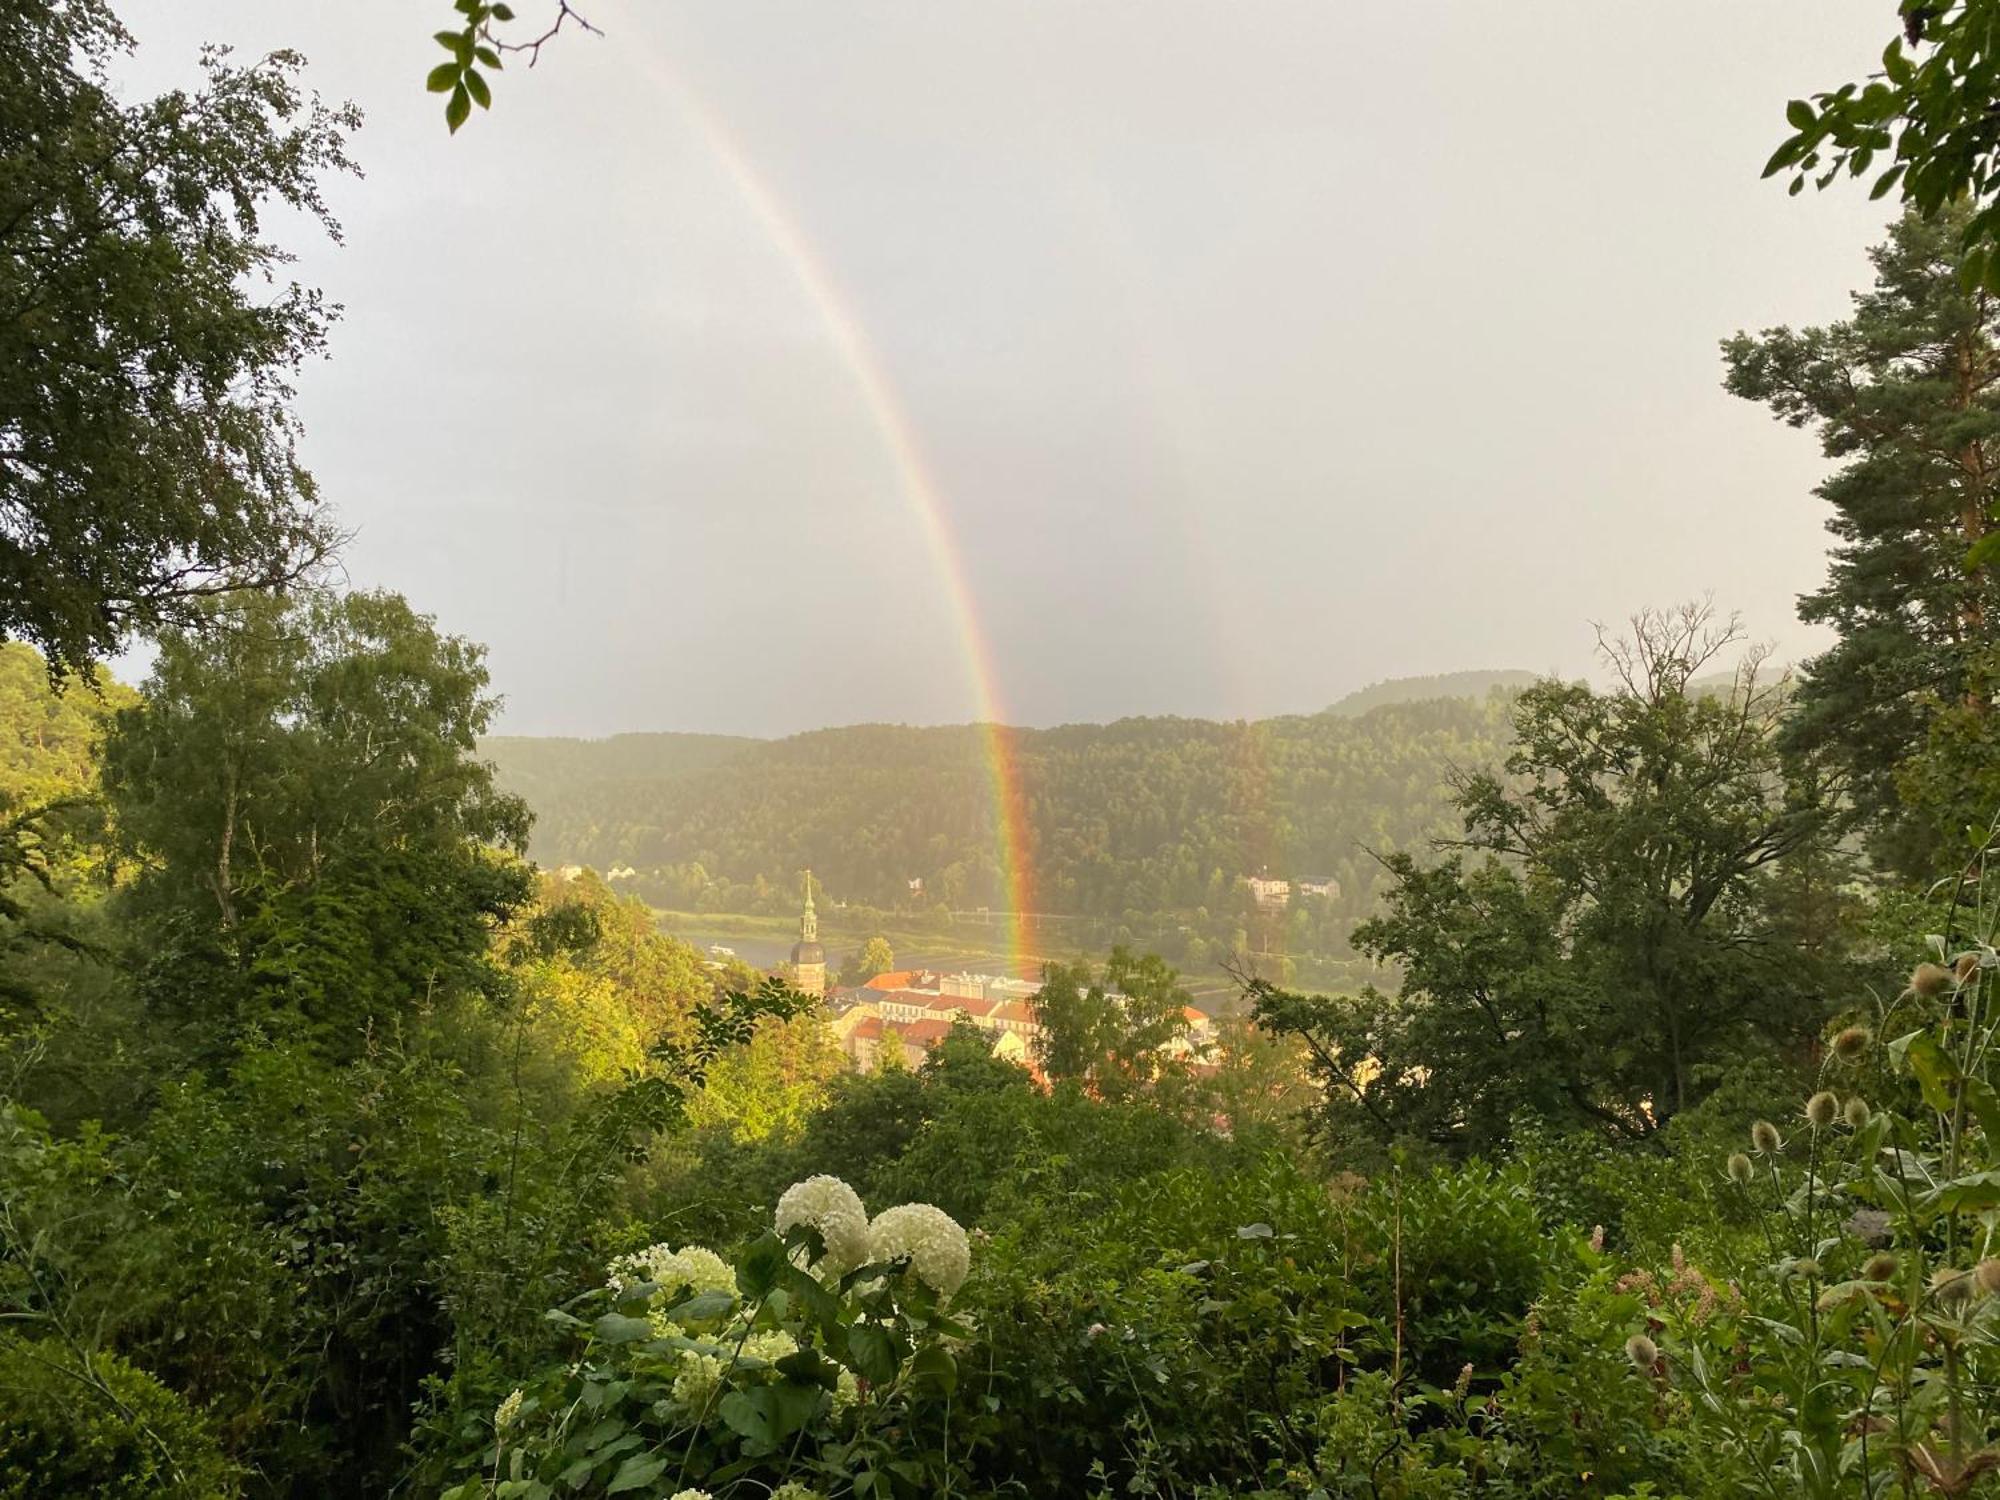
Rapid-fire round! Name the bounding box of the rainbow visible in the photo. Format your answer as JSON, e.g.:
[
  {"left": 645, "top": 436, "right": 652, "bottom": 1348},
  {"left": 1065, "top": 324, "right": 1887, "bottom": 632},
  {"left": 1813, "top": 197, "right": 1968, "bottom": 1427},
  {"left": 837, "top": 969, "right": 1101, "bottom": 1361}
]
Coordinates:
[{"left": 624, "top": 43, "right": 1039, "bottom": 969}]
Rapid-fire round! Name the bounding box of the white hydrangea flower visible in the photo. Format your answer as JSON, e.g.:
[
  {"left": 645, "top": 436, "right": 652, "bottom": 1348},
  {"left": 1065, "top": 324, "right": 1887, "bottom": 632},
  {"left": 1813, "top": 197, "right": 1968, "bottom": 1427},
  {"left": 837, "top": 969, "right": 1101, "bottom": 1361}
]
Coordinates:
[
  {"left": 769, "top": 1486, "right": 825, "bottom": 1500},
  {"left": 775, "top": 1175, "right": 871, "bottom": 1273},
  {"left": 647, "top": 1310, "right": 685, "bottom": 1341},
  {"left": 738, "top": 1327, "right": 800, "bottom": 1367},
  {"left": 831, "top": 1366, "right": 860, "bottom": 1417},
  {"left": 867, "top": 1202, "right": 972, "bottom": 1298},
  {"left": 672, "top": 1349, "right": 727, "bottom": 1413},
  {"left": 670, "top": 1491, "right": 713, "bottom": 1500},
  {"left": 606, "top": 1243, "right": 738, "bottom": 1307},
  {"left": 674, "top": 1245, "right": 739, "bottom": 1300}
]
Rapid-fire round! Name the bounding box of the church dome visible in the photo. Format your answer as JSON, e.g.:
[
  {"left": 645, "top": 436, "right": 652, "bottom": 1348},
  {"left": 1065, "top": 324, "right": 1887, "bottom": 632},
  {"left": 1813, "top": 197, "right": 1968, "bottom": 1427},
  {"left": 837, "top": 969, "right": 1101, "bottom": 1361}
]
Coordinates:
[{"left": 791, "top": 939, "right": 825, "bottom": 966}]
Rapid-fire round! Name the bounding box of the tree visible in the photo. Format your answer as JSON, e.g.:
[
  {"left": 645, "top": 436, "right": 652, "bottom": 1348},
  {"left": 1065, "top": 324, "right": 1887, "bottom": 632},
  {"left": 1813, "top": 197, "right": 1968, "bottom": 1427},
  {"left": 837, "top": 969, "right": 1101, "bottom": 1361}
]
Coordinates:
[
  {"left": 1725, "top": 209, "right": 2000, "bottom": 869},
  {"left": 1, "top": 2, "right": 356, "bottom": 677},
  {"left": 102, "top": 589, "right": 533, "bottom": 1052},
  {"left": 1031, "top": 946, "right": 1193, "bottom": 1099},
  {"left": 841, "top": 935, "right": 895, "bottom": 986},
  {"left": 1254, "top": 606, "right": 1852, "bottom": 1152},
  {"left": 1767, "top": 3, "right": 2000, "bottom": 269}
]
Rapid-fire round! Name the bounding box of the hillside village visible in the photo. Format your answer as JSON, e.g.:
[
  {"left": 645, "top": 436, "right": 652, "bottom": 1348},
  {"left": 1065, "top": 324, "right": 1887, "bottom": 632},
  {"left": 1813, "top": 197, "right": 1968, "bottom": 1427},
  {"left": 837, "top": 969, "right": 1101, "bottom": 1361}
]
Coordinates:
[{"left": 825, "top": 967, "right": 1217, "bottom": 1075}]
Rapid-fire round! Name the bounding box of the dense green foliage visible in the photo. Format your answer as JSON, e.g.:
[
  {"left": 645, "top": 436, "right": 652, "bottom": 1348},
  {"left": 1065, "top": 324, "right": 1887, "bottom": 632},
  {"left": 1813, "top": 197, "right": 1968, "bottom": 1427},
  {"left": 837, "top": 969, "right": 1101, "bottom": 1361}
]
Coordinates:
[{"left": 1257, "top": 607, "right": 1856, "bottom": 1153}]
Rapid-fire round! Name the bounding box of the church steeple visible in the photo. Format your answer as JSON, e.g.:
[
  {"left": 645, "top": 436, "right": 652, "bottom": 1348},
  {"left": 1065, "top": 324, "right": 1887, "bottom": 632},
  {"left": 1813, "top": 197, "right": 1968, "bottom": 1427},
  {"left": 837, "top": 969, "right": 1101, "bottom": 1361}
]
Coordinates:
[{"left": 789, "top": 869, "right": 826, "bottom": 998}]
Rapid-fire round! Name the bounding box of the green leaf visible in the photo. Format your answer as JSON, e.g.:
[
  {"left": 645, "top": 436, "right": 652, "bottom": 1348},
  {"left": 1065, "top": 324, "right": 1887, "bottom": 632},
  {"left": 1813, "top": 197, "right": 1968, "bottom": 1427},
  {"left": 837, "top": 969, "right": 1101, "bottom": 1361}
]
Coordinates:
[
  {"left": 493, "top": 1, "right": 517, "bottom": 17},
  {"left": 669, "top": 1290, "right": 736, "bottom": 1323},
  {"left": 465, "top": 69, "right": 492, "bottom": 110},
  {"left": 717, "top": 1382, "right": 820, "bottom": 1447},
  {"left": 592, "top": 1313, "right": 655, "bottom": 1344},
  {"left": 475, "top": 46, "right": 503, "bottom": 69},
  {"left": 1786, "top": 99, "right": 1817, "bottom": 131},
  {"left": 1924, "top": 1169, "right": 2000, "bottom": 1214},
  {"left": 849, "top": 1322, "right": 898, "bottom": 1384},
  {"left": 605, "top": 1455, "right": 667, "bottom": 1494},
  {"left": 1969, "top": 532, "right": 2000, "bottom": 570},
  {"left": 435, "top": 30, "right": 466, "bottom": 50},
  {"left": 738, "top": 1232, "right": 787, "bottom": 1298},
  {"left": 1903, "top": 1032, "right": 1962, "bottom": 1117},
  {"left": 777, "top": 1348, "right": 836, "bottom": 1389},
  {"left": 1762, "top": 138, "right": 1804, "bottom": 179},
  {"left": 908, "top": 1342, "right": 958, "bottom": 1395},
  {"left": 426, "top": 62, "right": 461, "bottom": 93},
  {"left": 446, "top": 83, "right": 472, "bottom": 133},
  {"left": 1870, "top": 163, "right": 1907, "bottom": 200}
]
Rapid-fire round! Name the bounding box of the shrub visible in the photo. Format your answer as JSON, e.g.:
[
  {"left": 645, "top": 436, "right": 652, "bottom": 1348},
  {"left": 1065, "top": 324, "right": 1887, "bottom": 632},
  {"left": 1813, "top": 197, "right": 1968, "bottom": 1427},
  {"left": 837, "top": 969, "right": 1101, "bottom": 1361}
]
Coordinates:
[
  {"left": 439, "top": 1180, "right": 974, "bottom": 1499},
  {"left": 0, "top": 1335, "right": 239, "bottom": 1498}
]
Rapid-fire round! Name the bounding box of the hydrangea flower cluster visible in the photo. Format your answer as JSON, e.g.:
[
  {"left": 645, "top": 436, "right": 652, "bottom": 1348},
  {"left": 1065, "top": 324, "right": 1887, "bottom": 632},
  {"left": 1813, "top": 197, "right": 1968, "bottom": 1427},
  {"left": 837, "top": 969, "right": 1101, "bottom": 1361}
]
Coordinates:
[
  {"left": 673, "top": 1347, "right": 729, "bottom": 1411},
  {"left": 775, "top": 1174, "right": 871, "bottom": 1273},
  {"left": 739, "top": 1327, "right": 800, "bottom": 1366},
  {"left": 867, "top": 1202, "right": 971, "bottom": 1298},
  {"left": 606, "top": 1242, "right": 738, "bottom": 1303}
]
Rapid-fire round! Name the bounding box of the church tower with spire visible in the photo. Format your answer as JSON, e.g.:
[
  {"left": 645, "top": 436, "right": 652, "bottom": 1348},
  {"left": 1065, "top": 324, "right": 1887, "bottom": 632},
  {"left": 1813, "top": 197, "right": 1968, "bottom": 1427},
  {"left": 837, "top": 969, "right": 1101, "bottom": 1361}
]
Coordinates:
[{"left": 789, "top": 870, "right": 826, "bottom": 999}]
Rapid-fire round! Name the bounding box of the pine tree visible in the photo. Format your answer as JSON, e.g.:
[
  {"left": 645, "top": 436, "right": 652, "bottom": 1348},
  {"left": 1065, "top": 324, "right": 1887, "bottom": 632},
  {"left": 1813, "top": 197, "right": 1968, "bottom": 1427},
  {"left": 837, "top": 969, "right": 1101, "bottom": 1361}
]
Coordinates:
[{"left": 1725, "top": 208, "right": 2000, "bottom": 870}]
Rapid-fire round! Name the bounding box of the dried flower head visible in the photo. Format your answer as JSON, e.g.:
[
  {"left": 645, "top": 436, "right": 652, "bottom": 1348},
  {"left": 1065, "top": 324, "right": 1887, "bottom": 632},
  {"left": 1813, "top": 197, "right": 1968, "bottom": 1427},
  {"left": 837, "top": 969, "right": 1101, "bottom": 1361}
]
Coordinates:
[
  {"left": 1726, "top": 1152, "right": 1754, "bottom": 1185},
  {"left": 1912, "top": 962, "right": 1954, "bottom": 997},
  {"left": 1624, "top": 1333, "right": 1658, "bottom": 1371},
  {"left": 1846, "top": 1207, "right": 1891, "bottom": 1246},
  {"left": 1843, "top": 1097, "right": 1871, "bottom": 1129},
  {"left": 1932, "top": 1266, "right": 1977, "bottom": 1306},
  {"left": 1978, "top": 1259, "right": 2000, "bottom": 1299},
  {"left": 1805, "top": 1091, "right": 1839, "bottom": 1129},
  {"left": 1864, "top": 1251, "right": 1899, "bottom": 1282},
  {"left": 1831, "top": 1025, "right": 1871, "bottom": 1063},
  {"left": 1452, "top": 1362, "right": 1473, "bottom": 1401},
  {"left": 1792, "top": 1258, "right": 1823, "bottom": 1281},
  {"left": 1751, "top": 1120, "right": 1782, "bottom": 1154},
  {"left": 1956, "top": 951, "right": 1983, "bottom": 985}
]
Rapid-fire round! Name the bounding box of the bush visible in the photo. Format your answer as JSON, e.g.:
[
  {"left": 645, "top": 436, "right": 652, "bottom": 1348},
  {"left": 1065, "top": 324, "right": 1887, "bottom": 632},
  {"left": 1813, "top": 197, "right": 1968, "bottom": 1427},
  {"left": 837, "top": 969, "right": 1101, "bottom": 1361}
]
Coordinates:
[
  {"left": 0, "top": 1336, "right": 238, "bottom": 1498},
  {"left": 439, "top": 1180, "right": 974, "bottom": 1499}
]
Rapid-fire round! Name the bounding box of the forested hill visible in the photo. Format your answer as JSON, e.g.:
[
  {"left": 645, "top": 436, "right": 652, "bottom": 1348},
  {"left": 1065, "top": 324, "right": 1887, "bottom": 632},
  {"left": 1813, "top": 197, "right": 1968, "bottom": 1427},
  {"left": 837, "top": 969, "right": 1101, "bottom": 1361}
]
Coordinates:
[
  {"left": 1325, "top": 669, "right": 1540, "bottom": 716},
  {"left": 481, "top": 685, "right": 1520, "bottom": 927}
]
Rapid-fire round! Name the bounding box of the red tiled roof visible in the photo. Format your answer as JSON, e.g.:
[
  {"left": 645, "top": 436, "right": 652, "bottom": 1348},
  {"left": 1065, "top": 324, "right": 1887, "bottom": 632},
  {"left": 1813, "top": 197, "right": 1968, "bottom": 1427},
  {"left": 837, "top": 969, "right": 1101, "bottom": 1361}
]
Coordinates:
[
  {"left": 894, "top": 1018, "right": 954, "bottom": 1046},
  {"left": 990, "top": 1000, "right": 1037, "bottom": 1024},
  {"left": 864, "top": 971, "right": 916, "bottom": 991}
]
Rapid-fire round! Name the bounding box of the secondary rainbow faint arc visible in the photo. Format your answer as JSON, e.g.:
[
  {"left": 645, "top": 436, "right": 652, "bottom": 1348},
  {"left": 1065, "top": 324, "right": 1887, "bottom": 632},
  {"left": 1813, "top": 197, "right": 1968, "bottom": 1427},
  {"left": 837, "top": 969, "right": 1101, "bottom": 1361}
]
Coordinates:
[{"left": 629, "top": 44, "right": 1038, "bottom": 968}]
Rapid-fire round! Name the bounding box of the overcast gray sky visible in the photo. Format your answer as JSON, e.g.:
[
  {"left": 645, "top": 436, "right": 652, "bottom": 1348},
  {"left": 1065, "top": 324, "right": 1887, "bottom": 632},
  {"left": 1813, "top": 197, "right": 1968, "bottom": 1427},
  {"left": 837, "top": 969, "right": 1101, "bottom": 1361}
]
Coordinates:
[{"left": 129, "top": 2, "right": 1896, "bottom": 737}]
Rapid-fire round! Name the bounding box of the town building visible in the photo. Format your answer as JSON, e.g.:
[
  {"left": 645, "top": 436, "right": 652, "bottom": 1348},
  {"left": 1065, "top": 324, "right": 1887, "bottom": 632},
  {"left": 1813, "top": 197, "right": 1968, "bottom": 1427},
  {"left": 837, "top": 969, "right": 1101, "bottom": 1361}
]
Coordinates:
[{"left": 1246, "top": 874, "right": 1291, "bottom": 907}]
